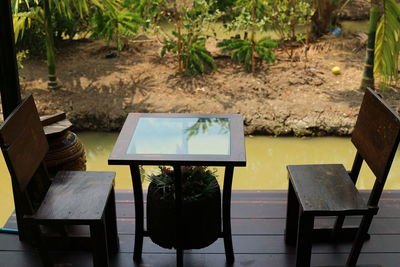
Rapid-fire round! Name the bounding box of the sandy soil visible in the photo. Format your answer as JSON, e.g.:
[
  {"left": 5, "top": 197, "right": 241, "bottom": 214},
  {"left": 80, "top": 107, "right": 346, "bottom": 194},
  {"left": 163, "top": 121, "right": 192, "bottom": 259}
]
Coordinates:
[{"left": 13, "top": 30, "right": 400, "bottom": 136}]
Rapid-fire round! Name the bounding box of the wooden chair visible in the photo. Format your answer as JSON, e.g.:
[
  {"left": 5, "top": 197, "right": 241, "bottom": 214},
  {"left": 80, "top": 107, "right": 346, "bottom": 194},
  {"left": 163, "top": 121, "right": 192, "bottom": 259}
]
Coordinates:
[
  {"left": 285, "top": 88, "right": 400, "bottom": 267},
  {"left": 0, "top": 94, "right": 119, "bottom": 267}
]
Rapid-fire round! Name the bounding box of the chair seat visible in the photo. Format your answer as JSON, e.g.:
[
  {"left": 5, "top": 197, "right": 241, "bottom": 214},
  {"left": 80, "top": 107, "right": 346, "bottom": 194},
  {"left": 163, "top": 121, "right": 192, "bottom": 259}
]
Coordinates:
[
  {"left": 33, "top": 171, "right": 115, "bottom": 222},
  {"left": 287, "top": 164, "right": 369, "bottom": 215}
]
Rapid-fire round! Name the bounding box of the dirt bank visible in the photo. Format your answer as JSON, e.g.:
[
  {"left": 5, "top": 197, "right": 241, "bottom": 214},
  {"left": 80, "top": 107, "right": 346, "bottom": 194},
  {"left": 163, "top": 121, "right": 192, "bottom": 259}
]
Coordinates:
[{"left": 9, "top": 30, "right": 400, "bottom": 136}]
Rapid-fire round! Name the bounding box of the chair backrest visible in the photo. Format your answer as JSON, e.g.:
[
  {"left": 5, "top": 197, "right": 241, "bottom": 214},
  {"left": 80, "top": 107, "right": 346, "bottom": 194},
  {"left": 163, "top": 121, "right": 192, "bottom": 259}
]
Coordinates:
[
  {"left": 0, "top": 94, "right": 49, "bottom": 214},
  {"left": 352, "top": 88, "right": 400, "bottom": 184}
]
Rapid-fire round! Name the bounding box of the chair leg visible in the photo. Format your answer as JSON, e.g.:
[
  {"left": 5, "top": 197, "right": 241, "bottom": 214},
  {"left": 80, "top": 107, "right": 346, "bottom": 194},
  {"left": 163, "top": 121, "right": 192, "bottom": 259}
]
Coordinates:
[
  {"left": 32, "top": 224, "right": 53, "bottom": 267},
  {"left": 105, "top": 188, "right": 119, "bottom": 253},
  {"left": 296, "top": 211, "right": 314, "bottom": 267},
  {"left": 176, "top": 248, "right": 183, "bottom": 267},
  {"left": 332, "top": 215, "right": 345, "bottom": 239},
  {"left": 90, "top": 220, "right": 109, "bottom": 267},
  {"left": 346, "top": 214, "right": 374, "bottom": 266},
  {"left": 285, "top": 180, "right": 300, "bottom": 245}
]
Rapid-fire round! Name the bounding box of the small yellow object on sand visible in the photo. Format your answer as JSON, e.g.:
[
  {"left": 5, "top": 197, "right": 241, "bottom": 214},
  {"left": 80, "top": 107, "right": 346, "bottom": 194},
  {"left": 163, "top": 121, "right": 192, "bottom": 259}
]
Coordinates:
[{"left": 332, "top": 66, "right": 341, "bottom": 75}]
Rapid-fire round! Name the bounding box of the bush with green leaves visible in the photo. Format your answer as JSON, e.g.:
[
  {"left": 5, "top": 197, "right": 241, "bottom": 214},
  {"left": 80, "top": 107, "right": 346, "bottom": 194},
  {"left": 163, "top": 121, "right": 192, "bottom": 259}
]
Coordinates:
[
  {"left": 150, "top": 0, "right": 221, "bottom": 75},
  {"left": 162, "top": 33, "right": 216, "bottom": 75},
  {"left": 90, "top": 0, "right": 142, "bottom": 51},
  {"left": 265, "top": 0, "right": 314, "bottom": 59},
  {"left": 54, "top": 12, "right": 91, "bottom": 41},
  {"left": 217, "top": 37, "right": 276, "bottom": 72},
  {"left": 217, "top": 0, "right": 277, "bottom": 72},
  {"left": 130, "top": 0, "right": 165, "bottom": 30},
  {"left": 148, "top": 166, "right": 219, "bottom": 201},
  {"left": 268, "top": 0, "right": 314, "bottom": 42}
]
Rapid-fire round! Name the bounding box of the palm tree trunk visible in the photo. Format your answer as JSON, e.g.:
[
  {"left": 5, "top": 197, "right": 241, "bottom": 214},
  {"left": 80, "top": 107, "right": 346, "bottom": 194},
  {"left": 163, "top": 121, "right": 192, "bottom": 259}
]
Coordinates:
[
  {"left": 359, "top": 0, "right": 380, "bottom": 91},
  {"left": 44, "top": 0, "right": 57, "bottom": 90}
]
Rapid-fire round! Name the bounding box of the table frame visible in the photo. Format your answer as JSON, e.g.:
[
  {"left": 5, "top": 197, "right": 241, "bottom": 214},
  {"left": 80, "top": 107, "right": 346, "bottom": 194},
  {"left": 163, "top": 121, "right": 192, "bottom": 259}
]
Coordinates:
[{"left": 109, "top": 113, "right": 246, "bottom": 266}]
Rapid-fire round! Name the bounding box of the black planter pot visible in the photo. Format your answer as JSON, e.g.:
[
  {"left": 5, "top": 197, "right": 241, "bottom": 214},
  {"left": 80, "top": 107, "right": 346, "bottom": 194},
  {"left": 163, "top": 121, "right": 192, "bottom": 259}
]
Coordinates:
[{"left": 146, "top": 181, "right": 221, "bottom": 250}]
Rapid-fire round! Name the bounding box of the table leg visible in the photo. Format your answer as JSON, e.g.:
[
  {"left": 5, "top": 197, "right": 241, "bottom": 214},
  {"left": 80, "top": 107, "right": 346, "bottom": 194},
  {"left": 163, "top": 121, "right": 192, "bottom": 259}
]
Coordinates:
[
  {"left": 173, "top": 165, "right": 184, "bottom": 267},
  {"left": 129, "top": 164, "right": 144, "bottom": 262},
  {"left": 223, "top": 166, "right": 235, "bottom": 264},
  {"left": 285, "top": 179, "right": 300, "bottom": 245}
]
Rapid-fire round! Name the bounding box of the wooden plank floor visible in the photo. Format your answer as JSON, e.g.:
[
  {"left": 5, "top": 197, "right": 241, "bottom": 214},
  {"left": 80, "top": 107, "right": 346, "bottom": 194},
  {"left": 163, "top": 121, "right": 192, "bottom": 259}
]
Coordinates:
[{"left": 2, "top": 190, "right": 400, "bottom": 266}]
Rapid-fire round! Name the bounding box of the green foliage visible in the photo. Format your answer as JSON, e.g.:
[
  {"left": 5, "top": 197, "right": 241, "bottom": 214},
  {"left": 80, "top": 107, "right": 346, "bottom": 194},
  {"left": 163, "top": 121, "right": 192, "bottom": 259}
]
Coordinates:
[
  {"left": 16, "top": 50, "right": 29, "bottom": 69},
  {"left": 268, "top": 0, "right": 314, "bottom": 42},
  {"left": 148, "top": 166, "right": 219, "bottom": 201},
  {"left": 228, "top": 0, "right": 271, "bottom": 33},
  {"left": 214, "top": 0, "right": 236, "bottom": 12},
  {"left": 90, "top": 0, "right": 142, "bottom": 50},
  {"left": 211, "top": 0, "right": 236, "bottom": 21},
  {"left": 162, "top": 33, "right": 216, "bottom": 75},
  {"left": 374, "top": 0, "right": 400, "bottom": 85},
  {"left": 219, "top": 0, "right": 276, "bottom": 72},
  {"left": 130, "top": 0, "right": 164, "bottom": 29},
  {"left": 217, "top": 37, "right": 276, "bottom": 71},
  {"left": 157, "top": 0, "right": 221, "bottom": 75},
  {"left": 14, "top": 18, "right": 46, "bottom": 57},
  {"left": 54, "top": 12, "right": 90, "bottom": 41},
  {"left": 184, "top": 118, "right": 229, "bottom": 139}
]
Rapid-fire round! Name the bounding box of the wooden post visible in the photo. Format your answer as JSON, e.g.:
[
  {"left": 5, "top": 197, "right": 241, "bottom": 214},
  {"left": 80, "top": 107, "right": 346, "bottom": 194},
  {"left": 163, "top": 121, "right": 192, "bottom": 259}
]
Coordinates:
[{"left": 0, "top": 0, "right": 22, "bottom": 119}]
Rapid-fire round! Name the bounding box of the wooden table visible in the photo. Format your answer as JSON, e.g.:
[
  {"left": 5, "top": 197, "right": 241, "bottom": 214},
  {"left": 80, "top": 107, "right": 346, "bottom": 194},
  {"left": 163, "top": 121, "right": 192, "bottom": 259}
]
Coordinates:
[{"left": 108, "top": 113, "right": 246, "bottom": 266}]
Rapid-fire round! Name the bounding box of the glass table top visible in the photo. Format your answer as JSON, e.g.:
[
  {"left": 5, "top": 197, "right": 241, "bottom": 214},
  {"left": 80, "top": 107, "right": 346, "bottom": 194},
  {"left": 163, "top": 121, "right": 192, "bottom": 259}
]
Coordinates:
[{"left": 127, "top": 117, "right": 230, "bottom": 155}]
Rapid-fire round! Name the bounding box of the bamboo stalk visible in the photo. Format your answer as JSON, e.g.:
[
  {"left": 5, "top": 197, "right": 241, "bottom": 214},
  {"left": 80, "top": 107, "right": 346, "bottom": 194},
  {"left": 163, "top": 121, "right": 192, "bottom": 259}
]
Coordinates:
[
  {"left": 44, "top": 0, "right": 57, "bottom": 90},
  {"left": 250, "top": 0, "right": 256, "bottom": 73},
  {"left": 359, "top": 1, "right": 380, "bottom": 91}
]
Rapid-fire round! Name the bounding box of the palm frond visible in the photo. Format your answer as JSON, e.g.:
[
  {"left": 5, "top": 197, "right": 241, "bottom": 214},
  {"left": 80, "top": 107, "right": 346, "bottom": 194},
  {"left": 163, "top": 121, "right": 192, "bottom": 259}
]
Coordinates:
[{"left": 374, "top": 0, "right": 400, "bottom": 84}]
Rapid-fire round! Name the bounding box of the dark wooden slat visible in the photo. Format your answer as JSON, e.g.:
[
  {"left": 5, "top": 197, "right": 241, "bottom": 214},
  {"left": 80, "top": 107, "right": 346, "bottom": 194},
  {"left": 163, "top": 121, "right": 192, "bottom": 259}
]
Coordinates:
[
  {"left": 8, "top": 215, "right": 400, "bottom": 237},
  {"left": 7, "top": 190, "right": 400, "bottom": 228},
  {"left": 288, "top": 164, "right": 368, "bottom": 214},
  {"left": 1, "top": 251, "right": 399, "bottom": 267},
  {"left": 352, "top": 88, "right": 400, "bottom": 181},
  {"left": 5, "top": 190, "right": 400, "bottom": 266},
  {"left": 109, "top": 234, "right": 400, "bottom": 255},
  {"left": 4, "top": 225, "right": 400, "bottom": 256},
  {"left": 34, "top": 171, "right": 115, "bottom": 221},
  {"left": 113, "top": 190, "right": 400, "bottom": 202},
  {"left": 0, "top": 95, "right": 48, "bottom": 191},
  {"left": 113, "top": 200, "right": 400, "bottom": 219},
  {"left": 0, "top": 251, "right": 41, "bottom": 267}
]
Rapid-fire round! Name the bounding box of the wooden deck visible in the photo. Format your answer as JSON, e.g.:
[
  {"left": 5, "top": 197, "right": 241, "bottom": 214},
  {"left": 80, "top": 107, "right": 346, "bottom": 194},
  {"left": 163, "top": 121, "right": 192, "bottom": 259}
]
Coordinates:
[{"left": 2, "top": 190, "right": 400, "bottom": 266}]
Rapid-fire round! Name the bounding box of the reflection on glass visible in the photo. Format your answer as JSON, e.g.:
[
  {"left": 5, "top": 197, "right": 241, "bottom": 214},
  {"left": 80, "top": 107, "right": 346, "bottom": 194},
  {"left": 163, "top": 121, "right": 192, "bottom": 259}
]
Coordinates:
[{"left": 127, "top": 118, "right": 230, "bottom": 155}]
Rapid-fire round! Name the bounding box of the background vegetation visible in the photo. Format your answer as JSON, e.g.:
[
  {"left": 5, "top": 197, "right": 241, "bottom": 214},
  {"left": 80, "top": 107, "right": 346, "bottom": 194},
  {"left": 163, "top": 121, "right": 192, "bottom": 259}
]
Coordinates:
[{"left": 12, "top": 0, "right": 400, "bottom": 89}]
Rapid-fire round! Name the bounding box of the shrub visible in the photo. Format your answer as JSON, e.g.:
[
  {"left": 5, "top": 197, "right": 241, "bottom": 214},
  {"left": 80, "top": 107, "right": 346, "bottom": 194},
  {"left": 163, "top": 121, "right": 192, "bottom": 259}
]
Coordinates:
[
  {"left": 217, "top": 37, "right": 276, "bottom": 71},
  {"left": 218, "top": 0, "right": 277, "bottom": 72},
  {"left": 155, "top": 0, "right": 221, "bottom": 75}
]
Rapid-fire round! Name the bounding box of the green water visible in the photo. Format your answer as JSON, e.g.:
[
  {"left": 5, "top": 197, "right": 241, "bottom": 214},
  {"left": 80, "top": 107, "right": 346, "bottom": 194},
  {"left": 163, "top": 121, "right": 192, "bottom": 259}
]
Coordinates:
[
  {"left": 2, "top": 131, "right": 400, "bottom": 226},
  {"left": 78, "top": 132, "right": 400, "bottom": 190},
  {"left": 159, "top": 20, "right": 368, "bottom": 40}
]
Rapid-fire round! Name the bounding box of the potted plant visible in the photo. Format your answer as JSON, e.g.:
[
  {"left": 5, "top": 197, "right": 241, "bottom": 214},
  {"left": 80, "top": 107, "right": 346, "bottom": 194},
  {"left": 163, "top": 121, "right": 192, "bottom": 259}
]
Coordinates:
[{"left": 147, "top": 166, "right": 221, "bottom": 249}]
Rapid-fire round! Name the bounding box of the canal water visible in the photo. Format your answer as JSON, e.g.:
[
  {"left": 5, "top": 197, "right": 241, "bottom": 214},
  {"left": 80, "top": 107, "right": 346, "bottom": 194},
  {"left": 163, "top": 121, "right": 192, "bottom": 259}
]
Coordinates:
[
  {"left": 160, "top": 20, "right": 369, "bottom": 40},
  {"left": 2, "top": 132, "right": 400, "bottom": 226}
]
